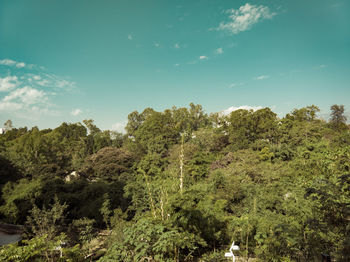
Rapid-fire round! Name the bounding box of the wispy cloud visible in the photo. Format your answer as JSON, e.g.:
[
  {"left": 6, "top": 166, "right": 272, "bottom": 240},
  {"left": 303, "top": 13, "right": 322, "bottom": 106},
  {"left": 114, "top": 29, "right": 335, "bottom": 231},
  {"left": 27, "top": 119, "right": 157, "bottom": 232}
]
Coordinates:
[
  {"left": 216, "top": 3, "right": 276, "bottom": 34},
  {"left": 174, "top": 43, "right": 180, "bottom": 49},
  {"left": 0, "top": 58, "right": 76, "bottom": 118},
  {"left": 228, "top": 82, "right": 244, "bottom": 88},
  {"left": 254, "top": 75, "right": 270, "bottom": 80},
  {"left": 71, "top": 108, "right": 82, "bottom": 116},
  {"left": 32, "top": 75, "right": 41, "bottom": 81},
  {"left": 313, "top": 64, "right": 327, "bottom": 69},
  {"left": 227, "top": 43, "right": 238, "bottom": 48},
  {"left": 215, "top": 48, "right": 224, "bottom": 55},
  {"left": 55, "top": 79, "right": 76, "bottom": 89},
  {"left": 128, "top": 34, "right": 133, "bottom": 40},
  {"left": 111, "top": 121, "right": 126, "bottom": 133},
  {"left": 0, "top": 101, "right": 23, "bottom": 111},
  {"left": 3, "top": 86, "right": 46, "bottom": 105},
  {"left": 0, "top": 59, "right": 26, "bottom": 68},
  {"left": 16, "top": 62, "right": 26, "bottom": 68},
  {"left": 154, "top": 43, "right": 160, "bottom": 48},
  {"left": 187, "top": 55, "right": 209, "bottom": 65},
  {"left": 0, "top": 76, "right": 20, "bottom": 92},
  {"left": 0, "top": 85, "right": 53, "bottom": 117},
  {"left": 221, "top": 105, "right": 263, "bottom": 115},
  {"left": 37, "top": 79, "right": 50, "bottom": 87}
]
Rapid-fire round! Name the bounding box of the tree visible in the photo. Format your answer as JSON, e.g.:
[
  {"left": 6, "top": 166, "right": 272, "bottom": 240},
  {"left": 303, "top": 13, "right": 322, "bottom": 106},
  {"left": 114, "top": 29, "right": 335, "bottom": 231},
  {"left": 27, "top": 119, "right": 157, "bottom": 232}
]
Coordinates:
[
  {"left": 3, "top": 119, "right": 13, "bottom": 132},
  {"left": 100, "top": 218, "right": 201, "bottom": 262},
  {"left": 0, "top": 233, "right": 83, "bottom": 262},
  {"left": 26, "top": 196, "right": 68, "bottom": 241},
  {"left": 83, "top": 146, "right": 135, "bottom": 182},
  {"left": 291, "top": 105, "right": 320, "bottom": 122},
  {"left": 100, "top": 193, "right": 112, "bottom": 229},
  {"left": 0, "top": 178, "right": 42, "bottom": 224},
  {"left": 83, "top": 119, "right": 101, "bottom": 135},
  {"left": 330, "top": 104, "right": 347, "bottom": 129},
  {"left": 224, "top": 108, "right": 278, "bottom": 150}
]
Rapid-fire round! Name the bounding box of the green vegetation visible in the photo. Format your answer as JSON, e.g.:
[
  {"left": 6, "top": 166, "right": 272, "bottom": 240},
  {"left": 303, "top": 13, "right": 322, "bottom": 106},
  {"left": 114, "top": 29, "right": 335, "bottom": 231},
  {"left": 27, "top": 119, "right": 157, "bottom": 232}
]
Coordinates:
[{"left": 0, "top": 104, "right": 349, "bottom": 261}]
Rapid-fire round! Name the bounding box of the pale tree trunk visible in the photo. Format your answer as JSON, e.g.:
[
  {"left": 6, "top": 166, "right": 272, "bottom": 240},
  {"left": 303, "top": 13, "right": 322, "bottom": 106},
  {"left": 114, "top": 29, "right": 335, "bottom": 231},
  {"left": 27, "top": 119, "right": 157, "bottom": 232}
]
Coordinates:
[
  {"left": 141, "top": 170, "right": 157, "bottom": 219},
  {"left": 160, "top": 189, "right": 165, "bottom": 220},
  {"left": 179, "top": 133, "right": 184, "bottom": 194}
]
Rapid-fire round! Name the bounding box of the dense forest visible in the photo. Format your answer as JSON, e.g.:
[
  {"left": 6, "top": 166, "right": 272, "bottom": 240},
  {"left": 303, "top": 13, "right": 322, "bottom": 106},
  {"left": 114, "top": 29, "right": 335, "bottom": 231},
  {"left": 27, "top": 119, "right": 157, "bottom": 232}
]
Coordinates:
[{"left": 0, "top": 103, "right": 349, "bottom": 261}]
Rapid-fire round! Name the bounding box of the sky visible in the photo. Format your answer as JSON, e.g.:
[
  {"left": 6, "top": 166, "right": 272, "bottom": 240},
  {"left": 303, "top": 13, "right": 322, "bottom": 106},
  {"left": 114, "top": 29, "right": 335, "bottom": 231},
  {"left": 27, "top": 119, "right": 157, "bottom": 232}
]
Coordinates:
[{"left": 0, "top": 0, "right": 349, "bottom": 132}]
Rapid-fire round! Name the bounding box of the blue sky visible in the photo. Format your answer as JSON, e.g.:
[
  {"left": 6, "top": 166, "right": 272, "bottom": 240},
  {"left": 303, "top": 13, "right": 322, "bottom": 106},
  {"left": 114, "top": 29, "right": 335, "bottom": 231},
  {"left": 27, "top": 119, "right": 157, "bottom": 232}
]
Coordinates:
[{"left": 0, "top": 0, "right": 349, "bottom": 132}]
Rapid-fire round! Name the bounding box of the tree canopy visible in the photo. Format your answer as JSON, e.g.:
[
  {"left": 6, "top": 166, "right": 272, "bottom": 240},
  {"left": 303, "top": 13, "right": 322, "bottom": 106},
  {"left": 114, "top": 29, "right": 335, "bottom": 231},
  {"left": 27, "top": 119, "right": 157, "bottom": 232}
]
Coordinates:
[{"left": 0, "top": 103, "right": 349, "bottom": 261}]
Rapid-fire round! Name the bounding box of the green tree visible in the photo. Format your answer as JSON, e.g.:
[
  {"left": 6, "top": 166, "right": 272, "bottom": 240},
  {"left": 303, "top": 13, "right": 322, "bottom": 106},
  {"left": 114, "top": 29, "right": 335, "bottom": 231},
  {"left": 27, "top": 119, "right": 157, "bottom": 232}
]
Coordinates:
[
  {"left": 83, "top": 146, "right": 135, "bottom": 182},
  {"left": 3, "top": 119, "right": 13, "bottom": 132},
  {"left": 330, "top": 104, "right": 347, "bottom": 129},
  {"left": 0, "top": 178, "right": 42, "bottom": 224},
  {"left": 26, "top": 196, "right": 68, "bottom": 241},
  {"left": 0, "top": 233, "right": 83, "bottom": 262}
]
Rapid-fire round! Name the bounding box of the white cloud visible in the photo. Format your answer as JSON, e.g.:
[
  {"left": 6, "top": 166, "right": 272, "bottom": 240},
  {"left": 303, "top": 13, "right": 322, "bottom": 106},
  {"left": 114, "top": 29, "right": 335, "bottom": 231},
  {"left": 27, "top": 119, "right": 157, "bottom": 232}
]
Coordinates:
[
  {"left": 4, "top": 86, "right": 46, "bottom": 105},
  {"left": 71, "top": 108, "right": 82, "bottom": 116},
  {"left": 128, "top": 34, "right": 133, "bottom": 40},
  {"left": 32, "top": 74, "right": 76, "bottom": 90},
  {"left": 199, "top": 55, "right": 208, "bottom": 60},
  {"left": 0, "top": 59, "right": 26, "bottom": 68},
  {"left": 228, "top": 82, "right": 244, "bottom": 88},
  {"left": 215, "top": 48, "right": 224, "bottom": 54},
  {"left": 0, "top": 76, "right": 20, "bottom": 92},
  {"left": 33, "top": 75, "right": 41, "bottom": 80},
  {"left": 314, "top": 64, "right": 327, "bottom": 69},
  {"left": 0, "top": 60, "right": 77, "bottom": 119},
  {"left": 221, "top": 105, "right": 263, "bottom": 115},
  {"left": 174, "top": 43, "right": 180, "bottom": 49},
  {"left": 254, "top": 75, "right": 270, "bottom": 80},
  {"left": 154, "top": 43, "right": 160, "bottom": 47},
  {"left": 216, "top": 3, "right": 276, "bottom": 34},
  {"left": 55, "top": 79, "right": 75, "bottom": 89},
  {"left": 16, "top": 62, "right": 26, "bottom": 68},
  {"left": 29, "top": 106, "right": 60, "bottom": 117},
  {"left": 37, "top": 79, "right": 50, "bottom": 86},
  {"left": 0, "top": 101, "right": 23, "bottom": 111},
  {"left": 174, "top": 63, "right": 180, "bottom": 67},
  {"left": 111, "top": 122, "right": 126, "bottom": 133},
  {"left": 0, "top": 59, "right": 16, "bottom": 66}
]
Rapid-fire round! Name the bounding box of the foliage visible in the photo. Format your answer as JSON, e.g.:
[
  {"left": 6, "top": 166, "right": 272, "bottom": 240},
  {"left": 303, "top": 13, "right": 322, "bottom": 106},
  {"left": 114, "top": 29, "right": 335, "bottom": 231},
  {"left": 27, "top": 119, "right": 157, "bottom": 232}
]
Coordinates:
[
  {"left": 0, "top": 104, "right": 349, "bottom": 261},
  {"left": 0, "top": 178, "right": 42, "bottom": 223},
  {"left": 26, "top": 196, "right": 67, "bottom": 240},
  {"left": 71, "top": 217, "right": 96, "bottom": 244},
  {"left": 0, "top": 233, "right": 83, "bottom": 262},
  {"left": 100, "top": 193, "right": 112, "bottom": 229},
  {"left": 330, "top": 104, "right": 347, "bottom": 130},
  {"left": 100, "top": 217, "right": 200, "bottom": 262},
  {"left": 83, "top": 146, "right": 135, "bottom": 182}
]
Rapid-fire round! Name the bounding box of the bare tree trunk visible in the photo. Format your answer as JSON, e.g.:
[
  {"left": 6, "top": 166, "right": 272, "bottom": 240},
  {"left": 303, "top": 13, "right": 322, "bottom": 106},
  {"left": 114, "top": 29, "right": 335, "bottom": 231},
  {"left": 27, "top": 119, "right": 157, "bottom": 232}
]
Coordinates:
[
  {"left": 179, "top": 133, "right": 184, "bottom": 194},
  {"left": 141, "top": 169, "right": 157, "bottom": 219},
  {"left": 160, "top": 189, "right": 164, "bottom": 220}
]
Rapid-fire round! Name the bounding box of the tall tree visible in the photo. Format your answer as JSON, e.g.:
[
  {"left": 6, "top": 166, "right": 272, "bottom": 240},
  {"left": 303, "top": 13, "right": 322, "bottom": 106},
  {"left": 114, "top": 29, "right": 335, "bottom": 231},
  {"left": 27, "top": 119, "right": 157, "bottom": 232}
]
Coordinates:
[
  {"left": 3, "top": 119, "right": 13, "bottom": 131},
  {"left": 330, "top": 104, "right": 347, "bottom": 129}
]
